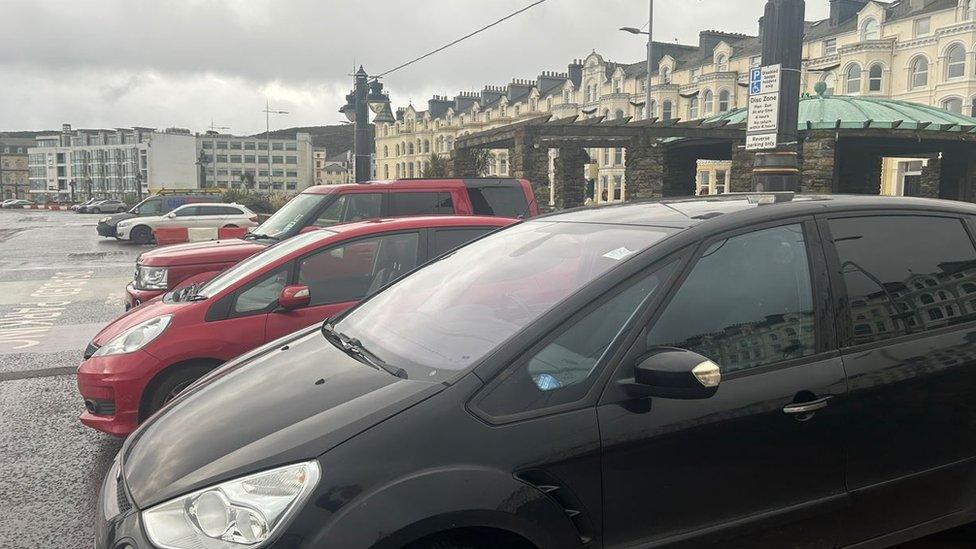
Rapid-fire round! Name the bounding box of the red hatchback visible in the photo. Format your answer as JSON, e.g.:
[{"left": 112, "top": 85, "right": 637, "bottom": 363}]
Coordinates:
[
  {"left": 125, "top": 178, "right": 537, "bottom": 309},
  {"left": 78, "top": 215, "right": 515, "bottom": 436}
]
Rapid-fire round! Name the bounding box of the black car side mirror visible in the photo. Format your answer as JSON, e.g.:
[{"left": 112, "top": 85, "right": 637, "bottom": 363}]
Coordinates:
[{"left": 628, "top": 347, "right": 721, "bottom": 400}]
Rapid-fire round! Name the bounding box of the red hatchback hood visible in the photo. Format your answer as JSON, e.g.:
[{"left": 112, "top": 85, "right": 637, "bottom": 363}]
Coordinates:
[
  {"left": 138, "top": 239, "right": 266, "bottom": 268},
  {"left": 91, "top": 299, "right": 189, "bottom": 346}
]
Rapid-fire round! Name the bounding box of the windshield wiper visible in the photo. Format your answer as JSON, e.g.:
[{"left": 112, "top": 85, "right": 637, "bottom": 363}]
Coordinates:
[
  {"left": 176, "top": 282, "right": 207, "bottom": 302},
  {"left": 243, "top": 233, "right": 279, "bottom": 242},
  {"left": 322, "top": 323, "right": 407, "bottom": 379}
]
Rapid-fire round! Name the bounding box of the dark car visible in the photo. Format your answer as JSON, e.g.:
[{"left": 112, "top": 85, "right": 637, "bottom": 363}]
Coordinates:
[{"left": 98, "top": 194, "right": 976, "bottom": 549}]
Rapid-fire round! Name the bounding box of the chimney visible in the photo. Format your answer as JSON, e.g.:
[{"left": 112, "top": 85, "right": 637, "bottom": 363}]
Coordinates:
[
  {"left": 481, "top": 85, "right": 505, "bottom": 106},
  {"left": 830, "top": 0, "right": 868, "bottom": 26},
  {"left": 454, "top": 93, "right": 478, "bottom": 113},
  {"left": 568, "top": 59, "right": 583, "bottom": 88},
  {"left": 428, "top": 95, "right": 453, "bottom": 118},
  {"left": 537, "top": 71, "right": 569, "bottom": 94}
]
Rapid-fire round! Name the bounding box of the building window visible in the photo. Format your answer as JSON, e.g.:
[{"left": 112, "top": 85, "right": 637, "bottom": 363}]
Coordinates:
[
  {"left": 648, "top": 100, "right": 657, "bottom": 118},
  {"left": 614, "top": 148, "right": 624, "bottom": 166},
  {"left": 662, "top": 100, "right": 673, "bottom": 120},
  {"left": 384, "top": 145, "right": 389, "bottom": 158},
  {"left": 946, "top": 44, "right": 966, "bottom": 80},
  {"left": 716, "top": 170, "right": 727, "bottom": 194},
  {"left": 614, "top": 109, "right": 624, "bottom": 120},
  {"left": 823, "top": 39, "right": 837, "bottom": 56},
  {"left": 718, "top": 89, "right": 731, "bottom": 112},
  {"left": 697, "top": 171, "right": 711, "bottom": 195},
  {"left": 942, "top": 97, "right": 963, "bottom": 114},
  {"left": 868, "top": 64, "right": 884, "bottom": 92},
  {"left": 689, "top": 96, "right": 699, "bottom": 119},
  {"left": 702, "top": 89, "right": 714, "bottom": 114},
  {"left": 845, "top": 63, "right": 862, "bottom": 94},
  {"left": 915, "top": 17, "right": 930, "bottom": 37},
  {"left": 821, "top": 71, "right": 837, "bottom": 96},
  {"left": 910, "top": 57, "right": 929, "bottom": 89},
  {"left": 861, "top": 18, "right": 880, "bottom": 40},
  {"left": 716, "top": 54, "right": 729, "bottom": 72},
  {"left": 661, "top": 66, "right": 672, "bottom": 84},
  {"left": 750, "top": 55, "right": 761, "bottom": 67}
]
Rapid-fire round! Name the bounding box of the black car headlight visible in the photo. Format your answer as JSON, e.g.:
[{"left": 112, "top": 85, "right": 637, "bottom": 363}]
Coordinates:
[{"left": 142, "top": 461, "right": 320, "bottom": 548}]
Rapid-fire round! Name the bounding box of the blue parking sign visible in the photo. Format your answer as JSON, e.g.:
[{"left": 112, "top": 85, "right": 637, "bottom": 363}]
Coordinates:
[{"left": 750, "top": 67, "right": 762, "bottom": 95}]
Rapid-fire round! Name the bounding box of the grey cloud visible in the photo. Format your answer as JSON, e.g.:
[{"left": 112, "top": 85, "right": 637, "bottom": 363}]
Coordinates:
[{"left": 0, "top": 0, "right": 830, "bottom": 133}]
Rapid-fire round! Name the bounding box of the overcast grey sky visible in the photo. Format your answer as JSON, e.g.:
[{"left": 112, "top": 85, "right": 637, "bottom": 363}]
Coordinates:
[{"left": 0, "top": 0, "right": 829, "bottom": 135}]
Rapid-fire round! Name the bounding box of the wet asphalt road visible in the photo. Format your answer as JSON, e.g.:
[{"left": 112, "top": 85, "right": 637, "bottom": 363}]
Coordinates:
[
  {"left": 0, "top": 209, "right": 138, "bottom": 548},
  {"left": 0, "top": 209, "right": 973, "bottom": 548}
]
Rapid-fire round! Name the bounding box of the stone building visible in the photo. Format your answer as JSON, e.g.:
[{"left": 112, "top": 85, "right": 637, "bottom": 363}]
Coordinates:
[
  {"left": 0, "top": 135, "right": 32, "bottom": 200},
  {"left": 314, "top": 149, "right": 353, "bottom": 185},
  {"left": 376, "top": 0, "right": 976, "bottom": 206}
]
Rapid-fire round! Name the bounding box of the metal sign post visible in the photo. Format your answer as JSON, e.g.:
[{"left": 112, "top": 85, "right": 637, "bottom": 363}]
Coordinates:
[{"left": 751, "top": 0, "right": 805, "bottom": 192}]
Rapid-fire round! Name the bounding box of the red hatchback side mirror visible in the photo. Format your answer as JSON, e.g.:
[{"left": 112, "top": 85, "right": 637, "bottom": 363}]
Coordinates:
[{"left": 278, "top": 285, "right": 311, "bottom": 310}]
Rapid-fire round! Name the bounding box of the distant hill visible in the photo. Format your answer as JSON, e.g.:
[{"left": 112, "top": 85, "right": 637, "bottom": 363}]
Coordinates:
[{"left": 251, "top": 124, "right": 374, "bottom": 155}]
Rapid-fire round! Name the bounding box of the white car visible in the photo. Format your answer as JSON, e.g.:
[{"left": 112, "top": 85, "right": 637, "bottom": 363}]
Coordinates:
[{"left": 116, "top": 202, "right": 258, "bottom": 244}]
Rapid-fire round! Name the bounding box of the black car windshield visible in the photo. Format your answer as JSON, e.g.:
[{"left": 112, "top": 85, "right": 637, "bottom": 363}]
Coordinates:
[
  {"left": 249, "top": 193, "right": 332, "bottom": 239},
  {"left": 335, "top": 221, "right": 678, "bottom": 382},
  {"left": 197, "top": 229, "right": 336, "bottom": 298}
]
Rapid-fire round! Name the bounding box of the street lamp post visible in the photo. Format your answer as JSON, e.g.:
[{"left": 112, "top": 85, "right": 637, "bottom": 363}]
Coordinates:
[
  {"left": 620, "top": 0, "right": 654, "bottom": 120},
  {"left": 341, "top": 67, "right": 394, "bottom": 183},
  {"left": 263, "top": 100, "right": 289, "bottom": 190}
]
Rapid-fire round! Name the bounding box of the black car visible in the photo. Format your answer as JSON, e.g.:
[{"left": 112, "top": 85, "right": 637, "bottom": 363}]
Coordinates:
[
  {"left": 96, "top": 193, "right": 223, "bottom": 237},
  {"left": 98, "top": 194, "right": 976, "bottom": 549}
]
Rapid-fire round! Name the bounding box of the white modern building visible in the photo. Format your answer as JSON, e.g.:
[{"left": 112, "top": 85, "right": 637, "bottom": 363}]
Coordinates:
[
  {"left": 28, "top": 125, "right": 197, "bottom": 201},
  {"left": 28, "top": 125, "right": 316, "bottom": 201}
]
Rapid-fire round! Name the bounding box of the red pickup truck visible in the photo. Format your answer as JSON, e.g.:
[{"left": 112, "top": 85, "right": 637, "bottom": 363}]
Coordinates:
[{"left": 125, "top": 178, "right": 537, "bottom": 309}]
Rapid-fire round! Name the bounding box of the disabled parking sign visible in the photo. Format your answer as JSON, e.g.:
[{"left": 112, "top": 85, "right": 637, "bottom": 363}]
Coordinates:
[{"left": 750, "top": 68, "right": 762, "bottom": 95}]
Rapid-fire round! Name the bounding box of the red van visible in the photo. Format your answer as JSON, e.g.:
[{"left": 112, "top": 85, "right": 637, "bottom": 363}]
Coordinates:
[
  {"left": 125, "top": 178, "right": 537, "bottom": 309},
  {"left": 79, "top": 215, "right": 517, "bottom": 436}
]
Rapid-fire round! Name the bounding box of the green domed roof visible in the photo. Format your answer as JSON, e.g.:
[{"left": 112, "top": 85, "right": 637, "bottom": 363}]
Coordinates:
[{"left": 704, "top": 94, "right": 976, "bottom": 132}]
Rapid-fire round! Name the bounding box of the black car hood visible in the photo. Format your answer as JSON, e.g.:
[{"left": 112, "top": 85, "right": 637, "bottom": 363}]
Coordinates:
[
  {"left": 101, "top": 212, "right": 136, "bottom": 226},
  {"left": 122, "top": 327, "right": 444, "bottom": 508}
]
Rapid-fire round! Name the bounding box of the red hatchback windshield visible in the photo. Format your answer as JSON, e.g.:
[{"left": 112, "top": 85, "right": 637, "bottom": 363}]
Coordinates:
[{"left": 336, "top": 221, "right": 678, "bottom": 380}]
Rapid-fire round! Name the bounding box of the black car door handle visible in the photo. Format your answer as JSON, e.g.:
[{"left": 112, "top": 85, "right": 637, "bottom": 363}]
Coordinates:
[{"left": 783, "top": 397, "right": 831, "bottom": 415}]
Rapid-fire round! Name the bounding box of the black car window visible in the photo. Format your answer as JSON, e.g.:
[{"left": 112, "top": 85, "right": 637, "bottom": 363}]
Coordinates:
[
  {"left": 175, "top": 206, "right": 200, "bottom": 217},
  {"left": 389, "top": 192, "right": 453, "bottom": 216},
  {"left": 828, "top": 215, "right": 976, "bottom": 346},
  {"left": 314, "top": 194, "right": 383, "bottom": 226},
  {"left": 475, "top": 264, "right": 676, "bottom": 418},
  {"left": 196, "top": 206, "right": 224, "bottom": 215},
  {"left": 297, "top": 232, "right": 420, "bottom": 306},
  {"left": 233, "top": 268, "right": 289, "bottom": 315},
  {"left": 646, "top": 224, "right": 816, "bottom": 374},
  {"left": 431, "top": 228, "right": 493, "bottom": 257},
  {"left": 468, "top": 186, "right": 528, "bottom": 217}
]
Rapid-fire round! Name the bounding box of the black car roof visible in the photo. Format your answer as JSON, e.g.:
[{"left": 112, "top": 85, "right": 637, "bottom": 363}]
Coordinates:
[{"left": 536, "top": 194, "right": 976, "bottom": 230}]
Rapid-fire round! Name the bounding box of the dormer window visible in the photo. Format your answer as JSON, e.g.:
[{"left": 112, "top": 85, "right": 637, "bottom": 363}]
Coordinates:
[
  {"left": 716, "top": 54, "right": 729, "bottom": 72},
  {"left": 861, "top": 18, "right": 880, "bottom": 40},
  {"left": 661, "top": 66, "right": 672, "bottom": 84}
]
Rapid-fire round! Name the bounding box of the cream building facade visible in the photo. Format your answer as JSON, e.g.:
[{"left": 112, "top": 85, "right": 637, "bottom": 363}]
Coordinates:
[{"left": 376, "top": 0, "right": 976, "bottom": 204}]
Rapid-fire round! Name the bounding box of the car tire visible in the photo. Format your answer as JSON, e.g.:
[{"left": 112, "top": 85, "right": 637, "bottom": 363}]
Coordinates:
[
  {"left": 92, "top": 208, "right": 101, "bottom": 214},
  {"left": 130, "top": 225, "right": 153, "bottom": 245},
  {"left": 142, "top": 363, "right": 219, "bottom": 420}
]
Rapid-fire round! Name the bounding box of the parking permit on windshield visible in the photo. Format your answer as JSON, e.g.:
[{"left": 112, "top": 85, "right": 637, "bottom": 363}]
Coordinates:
[{"left": 603, "top": 247, "right": 636, "bottom": 261}]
